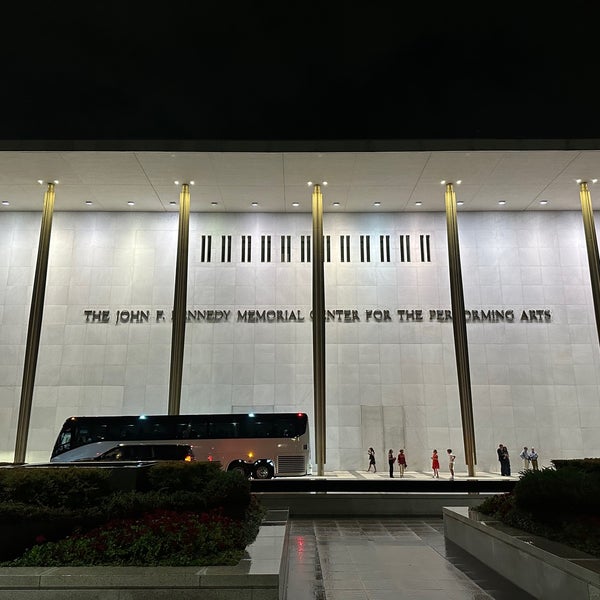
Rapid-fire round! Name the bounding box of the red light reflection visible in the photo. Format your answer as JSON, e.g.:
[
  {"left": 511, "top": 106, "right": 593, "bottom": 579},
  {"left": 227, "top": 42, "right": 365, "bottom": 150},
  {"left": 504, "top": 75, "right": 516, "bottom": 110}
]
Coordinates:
[{"left": 295, "top": 535, "right": 305, "bottom": 562}]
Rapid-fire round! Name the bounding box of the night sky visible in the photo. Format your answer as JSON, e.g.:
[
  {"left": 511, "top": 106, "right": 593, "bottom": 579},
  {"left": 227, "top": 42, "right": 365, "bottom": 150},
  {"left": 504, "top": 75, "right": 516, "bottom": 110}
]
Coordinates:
[{"left": 3, "top": 4, "right": 600, "bottom": 141}]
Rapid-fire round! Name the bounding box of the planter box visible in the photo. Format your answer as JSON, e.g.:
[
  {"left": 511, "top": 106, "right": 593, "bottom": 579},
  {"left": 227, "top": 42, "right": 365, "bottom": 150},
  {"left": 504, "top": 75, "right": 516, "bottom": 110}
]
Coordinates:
[
  {"left": 443, "top": 506, "right": 600, "bottom": 600},
  {"left": 0, "top": 509, "right": 289, "bottom": 600}
]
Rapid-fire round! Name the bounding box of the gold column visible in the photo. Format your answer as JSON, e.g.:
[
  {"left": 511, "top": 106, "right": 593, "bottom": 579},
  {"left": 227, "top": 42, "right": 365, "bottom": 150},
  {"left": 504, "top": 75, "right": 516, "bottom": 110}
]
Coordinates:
[
  {"left": 579, "top": 181, "right": 600, "bottom": 345},
  {"left": 444, "top": 183, "right": 477, "bottom": 476},
  {"left": 168, "top": 183, "right": 190, "bottom": 415},
  {"left": 311, "top": 183, "right": 326, "bottom": 474},
  {"left": 14, "top": 183, "right": 56, "bottom": 464}
]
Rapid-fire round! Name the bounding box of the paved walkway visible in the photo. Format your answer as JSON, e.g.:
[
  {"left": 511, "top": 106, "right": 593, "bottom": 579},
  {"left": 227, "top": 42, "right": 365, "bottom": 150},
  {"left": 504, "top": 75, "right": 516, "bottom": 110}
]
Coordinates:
[
  {"left": 284, "top": 517, "right": 534, "bottom": 600},
  {"left": 307, "top": 469, "right": 520, "bottom": 481}
]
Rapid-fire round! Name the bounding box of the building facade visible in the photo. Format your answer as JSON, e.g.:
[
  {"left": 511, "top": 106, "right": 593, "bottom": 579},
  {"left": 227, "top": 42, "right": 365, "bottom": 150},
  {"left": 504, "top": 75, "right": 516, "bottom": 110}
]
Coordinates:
[{"left": 1, "top": 207, "right": 599, "bottom": 471}]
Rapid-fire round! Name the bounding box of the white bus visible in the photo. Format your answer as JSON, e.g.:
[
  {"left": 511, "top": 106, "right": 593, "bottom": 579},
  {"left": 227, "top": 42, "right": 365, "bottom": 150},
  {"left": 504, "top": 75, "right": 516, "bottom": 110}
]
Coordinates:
[{"left": 50, "top": 412, "right": 310, "bottom": 479}]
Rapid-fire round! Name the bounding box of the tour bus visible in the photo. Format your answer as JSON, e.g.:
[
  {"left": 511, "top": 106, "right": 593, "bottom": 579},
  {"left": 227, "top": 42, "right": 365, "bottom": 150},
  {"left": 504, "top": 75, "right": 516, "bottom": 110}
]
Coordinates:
[{"left": 50, "top": 412, "right": 310, "bottom": 479}]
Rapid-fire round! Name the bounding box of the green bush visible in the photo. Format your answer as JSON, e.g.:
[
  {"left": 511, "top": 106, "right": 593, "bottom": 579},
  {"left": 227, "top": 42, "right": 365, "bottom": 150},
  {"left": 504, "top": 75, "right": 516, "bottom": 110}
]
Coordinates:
[
  {"left": 5, "top": 499, "right": 266, "bottom": 567},
  {"left": 139, "top": 461, "right": 223, "bottom": 493},
  {"left": 0, "top": 463, "right": 262, "bottom": 564},
  {"left": 0, "top": 467, "right": 112, "bottom": 509},
  {"left": 476, "top": 466, "right": 600, "bottom": 557},
  {"left": 514, "top": 467, "right": 600, "bottom": 517},
  {"left": 477, "top": 492, "right": 514, "bottom": 518},
  {"left": 551, "top": 458, "right": 600, "bottom": 473}
]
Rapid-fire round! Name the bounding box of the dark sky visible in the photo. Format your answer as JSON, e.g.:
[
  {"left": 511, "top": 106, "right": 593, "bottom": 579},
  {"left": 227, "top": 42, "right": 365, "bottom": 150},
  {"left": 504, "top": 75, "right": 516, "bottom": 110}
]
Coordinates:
[{"left": 3, "top": 4, "right": 600, "bottom": 141}]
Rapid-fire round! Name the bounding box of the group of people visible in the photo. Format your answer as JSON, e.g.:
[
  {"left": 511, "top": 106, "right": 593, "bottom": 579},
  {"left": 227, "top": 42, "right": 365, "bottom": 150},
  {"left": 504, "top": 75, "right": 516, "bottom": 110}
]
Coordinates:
[
  {"left": 519, "top": 446, "right": 539, "bottom": 470},
  {"left": 431, "top": 448, "right": 455, "bottom": 480},
  {"left": 497, "top": 444, "right": 540, "bottom": 476},
  {"left": 367, "top": 447, "right": 456, "bottom": 480},
  {"left": 368, "top": 447, "right": 405, "bottom": 476},
  {"left": 368, "top": 447, "right": 408, "bottom": 477},
  {"left": 369, "top": 445, "right": 541, "bottom": 478}
]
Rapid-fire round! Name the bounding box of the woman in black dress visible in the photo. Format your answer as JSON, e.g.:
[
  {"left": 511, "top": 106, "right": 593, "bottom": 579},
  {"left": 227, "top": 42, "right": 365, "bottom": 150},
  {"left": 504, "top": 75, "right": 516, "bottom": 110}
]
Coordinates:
[{"left": 367, "top": 447, "right": 376, "bottom": 472}]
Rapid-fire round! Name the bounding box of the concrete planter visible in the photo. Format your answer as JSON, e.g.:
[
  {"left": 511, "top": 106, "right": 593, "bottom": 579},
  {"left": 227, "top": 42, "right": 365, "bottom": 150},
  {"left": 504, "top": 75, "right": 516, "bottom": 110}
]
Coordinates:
[
  {"left": 443, "top": 506, "right": 600, "bottom": 600},
  {"left": 0, "top": 509, "right": 289, "bottom": 600}
]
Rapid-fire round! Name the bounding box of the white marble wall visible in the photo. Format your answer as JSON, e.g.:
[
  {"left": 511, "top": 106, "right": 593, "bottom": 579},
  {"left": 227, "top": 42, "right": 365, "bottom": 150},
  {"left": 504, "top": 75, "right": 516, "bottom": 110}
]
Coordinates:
[{"left": 1, "top": 210, "right": 599, "bottom": 473}]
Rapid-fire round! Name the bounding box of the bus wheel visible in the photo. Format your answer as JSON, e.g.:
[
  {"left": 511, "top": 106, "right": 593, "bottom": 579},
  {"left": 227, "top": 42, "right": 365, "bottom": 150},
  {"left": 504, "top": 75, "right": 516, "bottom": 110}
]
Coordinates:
[
  {"left": 253, "top": 462, "right": 274, "bottom": 480},
  {"left": 228, "top": 461, "right": 249, "bottom": 478}
]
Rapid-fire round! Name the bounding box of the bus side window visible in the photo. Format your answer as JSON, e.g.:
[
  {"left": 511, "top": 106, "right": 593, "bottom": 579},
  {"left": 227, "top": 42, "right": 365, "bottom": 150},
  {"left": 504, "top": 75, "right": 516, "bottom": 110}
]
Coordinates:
[
  {"left": 209, "top": 421, "right": 238, "bottom": 438},
  {"left": 189, "top": 419, "right": 207, "bottom": 439}
]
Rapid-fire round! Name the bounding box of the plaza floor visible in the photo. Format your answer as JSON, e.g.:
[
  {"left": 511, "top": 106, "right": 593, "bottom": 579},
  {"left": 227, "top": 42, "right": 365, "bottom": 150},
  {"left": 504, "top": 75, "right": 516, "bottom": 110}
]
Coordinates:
[
  {"left": 284, "top": 516, "right": 534, "bottom": 600},
  {"left": 281, "top": 468, "right": 529, "bottom": 599}
]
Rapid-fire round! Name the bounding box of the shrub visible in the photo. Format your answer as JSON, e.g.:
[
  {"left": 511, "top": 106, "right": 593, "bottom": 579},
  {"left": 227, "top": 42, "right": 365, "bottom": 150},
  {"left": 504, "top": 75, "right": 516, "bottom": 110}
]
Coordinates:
[
  {"left": 551, "top": 458, "right": 600, "bottom": 473},
  {"left": 0, "top": 462, "right": 262, "bottom": 564},
  {"left": 5, "top": 500, "right": 266, "bottom": 567},
  {"left": 139, "top": 461, "right": 223, "bottom": 493},
  {"left": 476, "top": 466, "right": 600, "bottom": 557},
  {"left": 0, "top": 467, "right": 112, "bottom": 509},
  {"left": 514, "top": 467, "right": 600, "bottom": 517},
  {"left": 477, "top": 492, "right": 514, "bottom": 519}
]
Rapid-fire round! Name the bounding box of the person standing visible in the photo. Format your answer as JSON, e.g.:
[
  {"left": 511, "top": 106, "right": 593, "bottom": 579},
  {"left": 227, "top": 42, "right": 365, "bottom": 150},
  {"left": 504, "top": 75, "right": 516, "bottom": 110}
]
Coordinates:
[
  {"left": 367, "top": 447, "right": 376, "bottom": 472},
  {"left": 447, "top": 448, "right": 456, "bottom": 480},
  {"left": 497, "top": 444, "right": 506, "bottom": 475},
  {"left": 520, "top": 446, "right": 530, "bottom": 471},
  {"left": 529, "top": 447, "right": 539, "bottom": 470},
  {"left": 431, "top": 449, "right": 440, "bottom": 478},
  {"left": 502, "top": 445, "right": 511, "bottom": 476},
  {"left": 388, "top": 449, "right": 396, "bottom": 478},
  {"left": 397, "top": 449, "right": 407, "bottom": 477}
]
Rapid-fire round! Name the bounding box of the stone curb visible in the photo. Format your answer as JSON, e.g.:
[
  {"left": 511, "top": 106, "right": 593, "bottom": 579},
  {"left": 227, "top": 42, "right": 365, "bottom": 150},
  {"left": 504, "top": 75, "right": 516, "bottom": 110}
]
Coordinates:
[{"left": 443, "top": 506, "right": 600, "bottom": 600}]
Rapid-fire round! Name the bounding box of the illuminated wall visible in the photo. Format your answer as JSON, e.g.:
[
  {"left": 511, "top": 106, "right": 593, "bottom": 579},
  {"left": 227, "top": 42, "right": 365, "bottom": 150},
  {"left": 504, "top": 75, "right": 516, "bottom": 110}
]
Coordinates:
[{"left": 1, "top": 210, "right": 599, "bottom": 472}]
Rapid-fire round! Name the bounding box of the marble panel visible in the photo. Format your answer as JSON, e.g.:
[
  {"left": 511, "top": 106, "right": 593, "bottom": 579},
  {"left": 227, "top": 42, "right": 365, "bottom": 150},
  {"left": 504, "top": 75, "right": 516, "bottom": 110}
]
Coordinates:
[{"left": 4, "top": 285, "right": 32, "bottom": 306}]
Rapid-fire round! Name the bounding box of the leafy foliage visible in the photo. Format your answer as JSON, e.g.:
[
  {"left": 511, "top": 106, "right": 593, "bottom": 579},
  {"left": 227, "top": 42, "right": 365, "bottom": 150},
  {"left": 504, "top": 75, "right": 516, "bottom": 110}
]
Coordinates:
[
  {"left": 514, "top": 467, "right": 600, "bottom": 517},
  {"left": 5, "top": 500, "right": 266, "bottom": 567},
  {"left": 550, "top": 458, "right": 600, "bottom": 473},
  {"left": 140, "top": 461, "right": 224, "bottom": 493},
  {"left": 0, "top": 463, "right": 263, "bottom": 565},
  {"left": 0, "top": 467, "right": 112, "bottom": 509},
  {"left": 476, "top": 466, "right": 600, "bottom": 557}
]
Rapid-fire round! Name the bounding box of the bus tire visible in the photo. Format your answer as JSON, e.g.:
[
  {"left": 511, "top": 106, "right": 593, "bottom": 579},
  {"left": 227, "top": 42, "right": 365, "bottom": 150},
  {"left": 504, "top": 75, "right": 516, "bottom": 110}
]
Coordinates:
[
  {"left": 227, "top": 461, "right": 249, "bottom": 478},
  {"left": 252, "top": 461, "right": 274, "bottom": 480}
]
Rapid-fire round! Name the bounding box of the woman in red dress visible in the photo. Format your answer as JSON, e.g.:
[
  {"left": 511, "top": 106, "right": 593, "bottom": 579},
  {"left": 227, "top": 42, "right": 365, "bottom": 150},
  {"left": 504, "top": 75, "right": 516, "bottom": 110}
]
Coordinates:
[{"left": 431, "top": 449, "right": 440, "bottom": 478}]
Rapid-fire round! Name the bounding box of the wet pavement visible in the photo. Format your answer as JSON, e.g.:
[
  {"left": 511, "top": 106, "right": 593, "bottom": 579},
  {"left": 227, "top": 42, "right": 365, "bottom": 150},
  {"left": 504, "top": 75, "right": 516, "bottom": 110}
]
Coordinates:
[{"left": 284, "top": 517, "right": 534, "bottom": 600}]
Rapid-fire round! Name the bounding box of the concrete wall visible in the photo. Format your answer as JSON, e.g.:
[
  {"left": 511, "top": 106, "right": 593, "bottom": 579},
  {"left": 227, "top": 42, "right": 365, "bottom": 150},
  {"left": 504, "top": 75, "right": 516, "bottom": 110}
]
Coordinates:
[{"left": 1, "top": 210, "right": 599, "bottom": 472}]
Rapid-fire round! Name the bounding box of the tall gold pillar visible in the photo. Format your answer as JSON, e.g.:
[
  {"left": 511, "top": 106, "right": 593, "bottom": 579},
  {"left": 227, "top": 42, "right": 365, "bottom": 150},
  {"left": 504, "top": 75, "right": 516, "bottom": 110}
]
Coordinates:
[
  {"left": 578, "top": 182, "right": 600, "bottom": 345},
  {"left": 311, "top": 184, "right": 326, "bottom": 474},
  {"left": 14, "top": 183, "right": 56, "bottom": 464},
  {"left": 444, "top": 183, "right": 477, "bottom": 476},
  {"left": 168, "top": 183, "right": 190, "bottom": 415}
]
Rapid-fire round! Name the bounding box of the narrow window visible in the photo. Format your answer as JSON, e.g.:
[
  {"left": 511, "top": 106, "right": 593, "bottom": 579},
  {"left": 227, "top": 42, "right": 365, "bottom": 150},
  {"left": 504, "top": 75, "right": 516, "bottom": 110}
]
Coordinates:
[
  {"left": 419, "top": 234, "right": 431, "bottom": 262},
  {"left": 280, "top": 235, "right": 291, "bottom": 262},
  {"left": 379, "top": 235, "right": 390, "bottom": 262},
  {"left": 221, "top": 235, "right": 231, "bottom": 263},
  {"left": 360, "top": 235, "right": 371, "bottom": 262},
  {"left": 340, "top": 235, "right": 351, "bottom": 262},
  {"left": 261, "top": 235, "right": 271, "bottom": 262},
  {"left": 241, "top": 235, "right": 252, "bottom": 263},
  {"left": 301, "top": 235, "right": 311, "bottom": 262},
  {"left": 201, "top": 235, "right": 212, "bottom": 263},
  {"left": 400, "top": 234, "right": 411, "bottom": 262}
]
